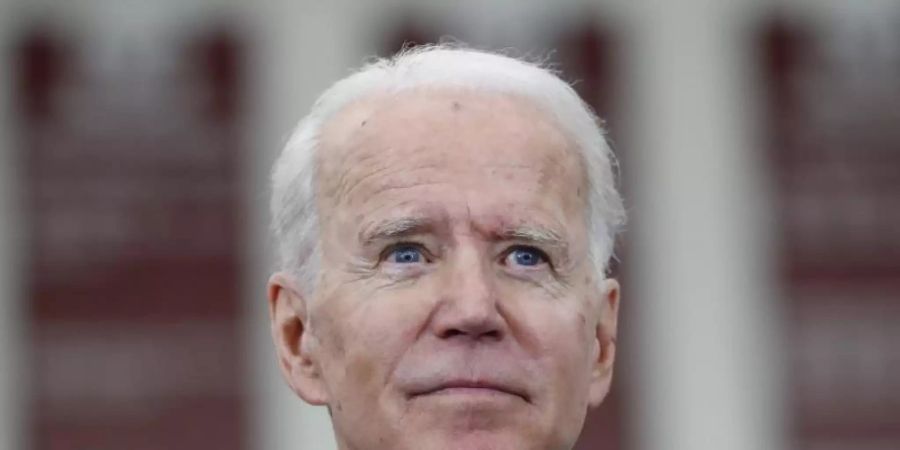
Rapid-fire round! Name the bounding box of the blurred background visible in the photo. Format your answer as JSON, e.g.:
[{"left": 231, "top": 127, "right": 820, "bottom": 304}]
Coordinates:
[{"left": 1, "top": 0, "right": 898, "bottom": 449}]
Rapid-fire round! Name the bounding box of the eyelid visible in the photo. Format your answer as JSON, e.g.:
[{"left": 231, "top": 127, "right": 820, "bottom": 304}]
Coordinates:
[{"left": 501, "top": 244, "right": 553, "bottom": 268}]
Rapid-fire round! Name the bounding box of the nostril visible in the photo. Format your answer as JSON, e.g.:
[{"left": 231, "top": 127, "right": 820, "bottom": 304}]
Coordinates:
[
  {"left": 483, "top": 330, "right": 501, "bottom": 339},
  {"left": 442, "top": 328, "right": 465, "bottom": 339},
  {"left": 439, "top": 327, "right": 502, "bottom": 341}
]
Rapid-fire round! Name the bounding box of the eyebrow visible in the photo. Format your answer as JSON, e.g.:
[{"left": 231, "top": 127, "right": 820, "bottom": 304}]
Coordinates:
[
  {"left": 496, "top": 225, "right": 569, "bottom": 254},
  {"left": 358, "top": 216, "right": 436, "bottom": 245}
]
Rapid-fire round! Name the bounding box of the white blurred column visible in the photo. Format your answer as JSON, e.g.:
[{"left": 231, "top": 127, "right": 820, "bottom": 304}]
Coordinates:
[
  {"left": 240, "top": 1, "right": 386, "bottom": 449},
  {"left": 624, "top": 1, "right": 787, "bottom": 450},
  {"left": 0, "top": 0, "right": 27, "bottom": 449}
]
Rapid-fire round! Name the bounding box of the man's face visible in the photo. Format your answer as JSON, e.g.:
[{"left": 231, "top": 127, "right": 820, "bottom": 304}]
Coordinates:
[{"left": 270, "top": 89, "right": 619, "bottom": 450}]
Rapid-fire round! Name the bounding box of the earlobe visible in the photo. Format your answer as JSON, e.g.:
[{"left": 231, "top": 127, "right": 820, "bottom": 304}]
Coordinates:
[
  {"left": 268, "top": 272, "right": 330, "bottom": 405},
  {"left": 588, "top": 278, "right": 620, "bottom": 408}
]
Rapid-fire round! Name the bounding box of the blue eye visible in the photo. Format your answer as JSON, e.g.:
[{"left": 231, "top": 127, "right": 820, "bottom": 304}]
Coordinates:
[
  {"left": 507, "top": 246, "right": 546, "bottom": 267},
  {"left": 387, "top": 245, "right": 424, "bottom": 264}
]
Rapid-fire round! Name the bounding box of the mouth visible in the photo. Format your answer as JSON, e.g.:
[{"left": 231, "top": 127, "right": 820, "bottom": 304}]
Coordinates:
[{"left": 411, "top": 380, "right": 530, "bottom": 403}]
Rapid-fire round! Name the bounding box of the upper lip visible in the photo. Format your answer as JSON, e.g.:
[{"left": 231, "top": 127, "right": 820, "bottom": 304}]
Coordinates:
[{"left": 411, "top": 379, "right": 530, "bottom": 402}]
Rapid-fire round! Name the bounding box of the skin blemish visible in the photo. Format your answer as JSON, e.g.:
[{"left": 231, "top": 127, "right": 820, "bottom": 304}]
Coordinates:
[
  {"left": 351, "top": 353, "right": 378, "bottom": 390},
  {"left": 451, "top": 101, "right": 462, "bottom": 111},
  {"left": 361, "top": 120, "right": 367, "bottom": 127}
]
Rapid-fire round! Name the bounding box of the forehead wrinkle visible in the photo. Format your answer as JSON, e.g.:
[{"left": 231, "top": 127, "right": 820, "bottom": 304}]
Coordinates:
[
  {"left": 322, "top": 134, "right": 453, "bottom": 210},
  {"left": 323, "top": 153, "right": 442, "bottom": 215},
  {"left": 321, "top": 149, "right": 392, "bottom": 208},
  {"left": 355, "top": 169, "right": 449, "bottom": 206}
]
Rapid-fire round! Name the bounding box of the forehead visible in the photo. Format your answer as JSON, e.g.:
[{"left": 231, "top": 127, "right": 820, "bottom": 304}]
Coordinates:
[{"left": 316, "top": 88, "right": 586, "bottom": 226}]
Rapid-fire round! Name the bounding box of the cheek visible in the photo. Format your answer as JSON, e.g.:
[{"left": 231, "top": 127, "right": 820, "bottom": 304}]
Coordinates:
[
  {"left": 503, "top": 282, "right": 593, "bottom": 357},
  {"left": 518, "top": 297, "right": 594, "bottom": 393},
  {"left": 316, "top": 284, "right": 434, "bottom": 402},
  {"left": 535, "top": 312, "right": 595, "bottom": 435}
]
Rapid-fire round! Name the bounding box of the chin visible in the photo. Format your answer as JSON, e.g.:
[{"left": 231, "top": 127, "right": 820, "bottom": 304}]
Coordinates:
[
  {"left": 409, "top": 429, "right": 541, "bottom": 450},
  {"left": 394, "top": 396, "right": 565, "bottom": 450},
  {"left": 402, "top": 416, "right": 565, "bottom": 450}
]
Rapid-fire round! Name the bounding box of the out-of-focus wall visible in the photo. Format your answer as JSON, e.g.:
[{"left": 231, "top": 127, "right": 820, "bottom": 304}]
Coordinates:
[
  {"left": 1, "top": 0, "right": 28, "bottom": 448},
  {"left": 9, "top": 1, "right": 250, "bottom": 449},
  {"left": 624, "top": 1, "right": 786, "bottom": 449}
]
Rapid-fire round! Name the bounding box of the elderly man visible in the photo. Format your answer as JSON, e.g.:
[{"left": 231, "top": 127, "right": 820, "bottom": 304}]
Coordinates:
[{"left": 267, "top": 45, "right": 625, "bottom": 450}]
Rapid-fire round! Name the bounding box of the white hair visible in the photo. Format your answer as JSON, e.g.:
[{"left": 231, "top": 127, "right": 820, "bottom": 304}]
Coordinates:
[{"left": 271, "top": 44, "right": 625, "bottom": 293}]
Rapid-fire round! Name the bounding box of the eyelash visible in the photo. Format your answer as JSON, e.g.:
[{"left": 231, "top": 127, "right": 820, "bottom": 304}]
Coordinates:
[{"left": 379, "top": 242, "right": 432, "bottom": 264}]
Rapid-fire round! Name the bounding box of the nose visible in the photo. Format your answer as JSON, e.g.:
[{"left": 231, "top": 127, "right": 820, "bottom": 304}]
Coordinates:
[{"left": 430, "top": 247, "right": 507, "bottom": 341}]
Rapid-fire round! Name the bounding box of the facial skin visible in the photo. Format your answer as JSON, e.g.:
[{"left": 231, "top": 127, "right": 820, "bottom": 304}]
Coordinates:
[{"left": 269, "top": 88, "right": 619, "bottom": 450}]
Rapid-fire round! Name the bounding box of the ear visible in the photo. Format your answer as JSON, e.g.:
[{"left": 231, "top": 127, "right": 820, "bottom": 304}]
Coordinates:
[
  {"left": 268, "top": 272, "right": 329, "bottom": 405},
  {"left": 588, "top": 278, "right": 620, "bottom": 408}
]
